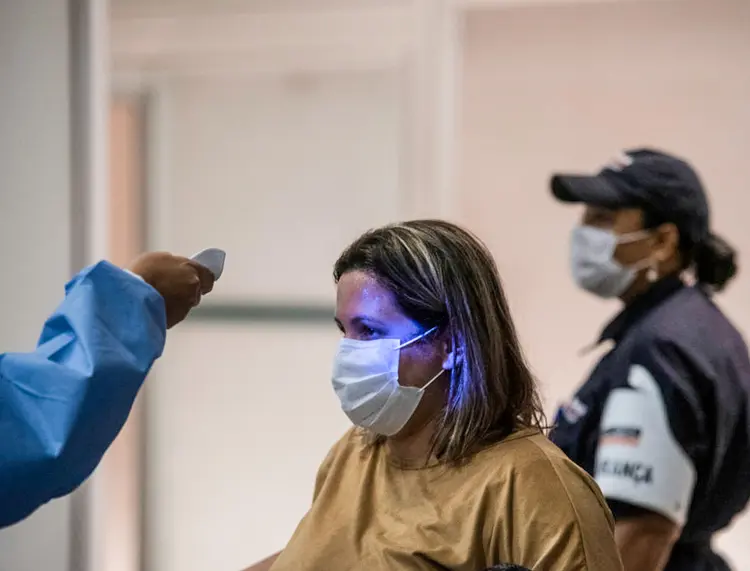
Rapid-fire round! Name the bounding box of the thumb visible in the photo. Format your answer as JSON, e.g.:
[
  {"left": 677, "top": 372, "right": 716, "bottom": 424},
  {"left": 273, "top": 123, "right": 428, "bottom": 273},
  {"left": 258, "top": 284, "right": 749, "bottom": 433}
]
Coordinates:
[{"left": 187, "top": 261, "right": 216, "bottom": 295}]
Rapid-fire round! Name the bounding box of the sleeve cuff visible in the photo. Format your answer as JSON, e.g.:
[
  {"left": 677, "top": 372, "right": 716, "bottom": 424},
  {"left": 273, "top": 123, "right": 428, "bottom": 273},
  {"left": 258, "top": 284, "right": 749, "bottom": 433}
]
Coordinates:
[{"left": 123, "top": 269, "right": 146, "bottom": 283}]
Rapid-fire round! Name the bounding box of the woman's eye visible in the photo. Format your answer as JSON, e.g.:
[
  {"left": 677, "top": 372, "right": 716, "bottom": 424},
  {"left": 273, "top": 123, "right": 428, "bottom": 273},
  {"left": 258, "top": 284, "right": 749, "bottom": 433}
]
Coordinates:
[{"left": 361, "top": 326, "right": 380, "bottom": 339}]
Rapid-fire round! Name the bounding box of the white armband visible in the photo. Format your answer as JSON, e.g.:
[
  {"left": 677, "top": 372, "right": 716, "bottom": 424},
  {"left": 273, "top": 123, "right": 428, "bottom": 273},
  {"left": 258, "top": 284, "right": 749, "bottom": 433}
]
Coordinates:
[{"left": 594, "top": 364, "right": 696, "bottom": 526}]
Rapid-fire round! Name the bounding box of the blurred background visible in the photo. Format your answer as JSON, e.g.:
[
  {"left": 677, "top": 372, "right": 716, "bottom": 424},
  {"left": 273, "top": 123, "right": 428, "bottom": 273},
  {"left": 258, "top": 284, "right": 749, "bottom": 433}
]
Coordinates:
[{"left": 1, "top": 0, "right": 749, "bottom": 570}]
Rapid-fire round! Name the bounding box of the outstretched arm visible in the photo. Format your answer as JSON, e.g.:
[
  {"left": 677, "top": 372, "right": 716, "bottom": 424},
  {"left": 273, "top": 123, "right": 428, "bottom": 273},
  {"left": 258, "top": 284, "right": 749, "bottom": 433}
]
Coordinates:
[{"left": 0, "top": 253, "right": 215, "bottom": 528}]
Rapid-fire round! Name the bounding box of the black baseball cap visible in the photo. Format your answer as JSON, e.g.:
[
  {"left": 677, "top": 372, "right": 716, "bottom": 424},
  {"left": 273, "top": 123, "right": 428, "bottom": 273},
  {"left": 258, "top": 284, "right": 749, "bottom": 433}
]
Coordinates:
[{"left": 550, "top": 148, "right": 710, "bottom": 245}]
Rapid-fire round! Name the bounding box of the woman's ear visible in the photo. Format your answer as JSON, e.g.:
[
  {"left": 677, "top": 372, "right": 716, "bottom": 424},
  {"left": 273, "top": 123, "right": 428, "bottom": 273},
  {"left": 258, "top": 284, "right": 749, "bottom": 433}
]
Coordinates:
[
  {"left": 441, "top": 333, "right": 464, "bottom": 370},
  {"left": 654, "top": 222, "right": 680, "bottom": 262}
]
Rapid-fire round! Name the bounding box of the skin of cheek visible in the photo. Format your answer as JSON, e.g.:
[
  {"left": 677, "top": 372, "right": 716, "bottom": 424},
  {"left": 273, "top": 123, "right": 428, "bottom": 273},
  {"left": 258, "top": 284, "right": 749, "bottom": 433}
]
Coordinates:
[
  {"left": 395, "top": 340, "right": 451, "bottom": 433},
  {"left": 397, "top": 339, "right": 445, "bottom": 388},
  {"left": 612, "top": 212, "right": 651, "bottom": 266},
  {"left": 613, "top": 241, "right": 654, "bottom": 267}
]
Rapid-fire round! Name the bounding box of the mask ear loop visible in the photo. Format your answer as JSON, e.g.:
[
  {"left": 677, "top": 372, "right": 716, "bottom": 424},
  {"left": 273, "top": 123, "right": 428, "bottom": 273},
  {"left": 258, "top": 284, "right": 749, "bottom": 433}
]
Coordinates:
[
  {"left": 616, "top": 229, "right": 652, "bottom": 245},
  {"left": 397, "top": 326, "right": 439, "bottom": 350},
  {"left": 396, "top": 326, "right": 445, "bottom": 392},
  {"left": 617, "top": 229, "right": 660, "bottom": 280},
  {"left": 419, "top": 368, "right": 446, "bottom": 392}
]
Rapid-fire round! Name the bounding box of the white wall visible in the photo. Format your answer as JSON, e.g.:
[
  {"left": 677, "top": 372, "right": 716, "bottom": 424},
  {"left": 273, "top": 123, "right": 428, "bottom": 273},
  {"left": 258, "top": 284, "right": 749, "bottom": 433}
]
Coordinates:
[
  {"left": 459, "top": 0, "right": 750, "bottom": 566},
  {"left": 152, "top": 73, "right": 405, "bottom": 302},
  {"left": 0, "top": 1, "right": 73, "bottom": 570},
  {"left": 143, "top": 71, "right": 406, "bottom": 571}
]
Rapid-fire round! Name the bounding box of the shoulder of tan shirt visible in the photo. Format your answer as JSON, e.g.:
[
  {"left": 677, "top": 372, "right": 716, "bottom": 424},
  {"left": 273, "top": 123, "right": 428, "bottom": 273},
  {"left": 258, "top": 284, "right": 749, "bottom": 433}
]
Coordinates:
[
  {"left": 474, "top": 430, "right": 622, "bottom": 571},
  {"left": 308, "top": 428, "right": 622, "bottom": 571}
]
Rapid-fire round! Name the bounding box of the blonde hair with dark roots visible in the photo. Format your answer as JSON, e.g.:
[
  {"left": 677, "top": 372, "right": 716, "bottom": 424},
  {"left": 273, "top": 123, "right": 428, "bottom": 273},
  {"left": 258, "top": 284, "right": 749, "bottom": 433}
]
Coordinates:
[{"left": 333, "top": 220, "right": 547, "bottom": 463}]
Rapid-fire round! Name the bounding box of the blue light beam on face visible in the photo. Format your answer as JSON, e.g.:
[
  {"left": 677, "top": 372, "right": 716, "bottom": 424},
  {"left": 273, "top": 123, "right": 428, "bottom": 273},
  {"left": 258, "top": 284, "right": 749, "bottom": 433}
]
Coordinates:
[{"left": 335, "top": 270, "right": 424, "bottom": 343}]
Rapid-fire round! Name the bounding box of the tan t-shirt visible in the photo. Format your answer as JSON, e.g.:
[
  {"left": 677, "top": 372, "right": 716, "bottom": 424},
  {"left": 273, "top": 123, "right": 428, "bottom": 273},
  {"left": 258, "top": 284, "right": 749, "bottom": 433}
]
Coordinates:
[{"left": 271, "top": 428, "right": 623, "bottom": 571}]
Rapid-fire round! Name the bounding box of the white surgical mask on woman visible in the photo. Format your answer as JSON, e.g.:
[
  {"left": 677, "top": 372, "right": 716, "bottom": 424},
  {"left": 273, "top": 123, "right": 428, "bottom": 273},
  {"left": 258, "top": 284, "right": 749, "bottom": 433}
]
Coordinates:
[
  {"left": 331, "top": 326, "right": 444, "bottom": 436},
  {"left": 570, "top": 225, "right": 652, "bottom": 299}
]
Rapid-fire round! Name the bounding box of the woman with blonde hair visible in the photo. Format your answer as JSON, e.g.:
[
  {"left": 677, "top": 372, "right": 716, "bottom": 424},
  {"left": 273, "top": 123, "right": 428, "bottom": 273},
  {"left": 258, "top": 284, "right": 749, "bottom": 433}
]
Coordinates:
[{"left": 245, "top": 220, "right": 622, "bottom": 571}]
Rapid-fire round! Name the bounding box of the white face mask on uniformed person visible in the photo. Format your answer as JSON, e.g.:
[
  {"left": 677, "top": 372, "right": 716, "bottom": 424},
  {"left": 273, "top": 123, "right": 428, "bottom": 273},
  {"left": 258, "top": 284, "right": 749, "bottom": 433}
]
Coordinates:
[
  {"left": 331, "top": 326, "right": 444, "bottom": 437},
  {"left": 570, "top": 225, "right": 652, "bottom": 299}
]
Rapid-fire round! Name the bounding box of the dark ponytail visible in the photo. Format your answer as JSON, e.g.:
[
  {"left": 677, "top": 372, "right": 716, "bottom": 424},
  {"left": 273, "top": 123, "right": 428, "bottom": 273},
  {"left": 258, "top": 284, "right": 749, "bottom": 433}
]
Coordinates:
[{"left": 693, "top": 233, "right": 738, "bottom": 292}]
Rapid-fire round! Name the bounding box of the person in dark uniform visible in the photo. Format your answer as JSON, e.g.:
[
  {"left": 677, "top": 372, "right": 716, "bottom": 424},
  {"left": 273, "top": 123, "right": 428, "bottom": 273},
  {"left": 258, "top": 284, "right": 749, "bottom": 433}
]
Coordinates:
[{"left": 548, "top": 148, "right": 750, "bottom": 571}]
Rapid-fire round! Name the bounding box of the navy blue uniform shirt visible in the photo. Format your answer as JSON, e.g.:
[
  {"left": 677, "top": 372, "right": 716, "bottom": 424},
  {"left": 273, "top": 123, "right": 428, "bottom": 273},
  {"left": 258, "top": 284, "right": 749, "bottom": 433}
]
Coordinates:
[{"left": 551, "top": 277, "right": 750, "bottom": 571}]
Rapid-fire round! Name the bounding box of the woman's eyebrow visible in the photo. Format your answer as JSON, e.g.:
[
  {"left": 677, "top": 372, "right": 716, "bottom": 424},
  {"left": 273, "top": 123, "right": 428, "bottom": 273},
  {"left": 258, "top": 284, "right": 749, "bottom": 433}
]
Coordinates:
[
  {"left": 333, "top": 315, "right": 387, "bottom": 328},
  {"left": 351, "top": 315, "right": 387, "bottom": 328}
]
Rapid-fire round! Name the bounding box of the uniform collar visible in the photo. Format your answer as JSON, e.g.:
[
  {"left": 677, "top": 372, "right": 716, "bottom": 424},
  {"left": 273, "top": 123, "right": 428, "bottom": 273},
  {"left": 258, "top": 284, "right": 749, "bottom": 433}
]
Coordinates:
[{"left": 598, "top": 275, "right": 686, "bottom": 344}]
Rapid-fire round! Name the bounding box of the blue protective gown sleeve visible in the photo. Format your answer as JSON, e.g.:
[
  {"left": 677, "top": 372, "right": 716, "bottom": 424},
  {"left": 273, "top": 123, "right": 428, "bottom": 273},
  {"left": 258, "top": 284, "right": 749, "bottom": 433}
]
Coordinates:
[{"left": 0, "top": 261, "right": 167, "bottom": 528}]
